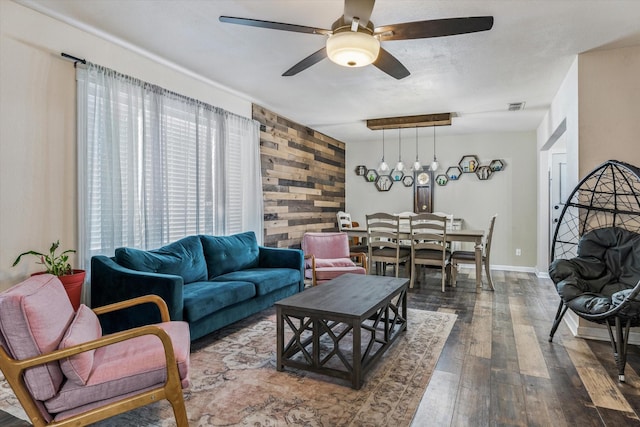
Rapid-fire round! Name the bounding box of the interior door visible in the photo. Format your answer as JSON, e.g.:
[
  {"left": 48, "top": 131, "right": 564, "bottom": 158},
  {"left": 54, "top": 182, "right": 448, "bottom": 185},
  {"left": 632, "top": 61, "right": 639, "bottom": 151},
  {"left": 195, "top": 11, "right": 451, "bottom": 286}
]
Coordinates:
[{"left": 550, "top": 152, "right": 567, "bottom": 260}]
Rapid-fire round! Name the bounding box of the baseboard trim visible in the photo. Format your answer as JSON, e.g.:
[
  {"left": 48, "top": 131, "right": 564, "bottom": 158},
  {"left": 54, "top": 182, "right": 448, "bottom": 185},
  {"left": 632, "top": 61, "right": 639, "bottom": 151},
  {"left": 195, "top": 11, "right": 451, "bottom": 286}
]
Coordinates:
[
  {"left": 563, "top": 312, "right": 640, "bottom": 345},
  {"left": 461, "top": 264, "right": 536, "bottom": 274}
]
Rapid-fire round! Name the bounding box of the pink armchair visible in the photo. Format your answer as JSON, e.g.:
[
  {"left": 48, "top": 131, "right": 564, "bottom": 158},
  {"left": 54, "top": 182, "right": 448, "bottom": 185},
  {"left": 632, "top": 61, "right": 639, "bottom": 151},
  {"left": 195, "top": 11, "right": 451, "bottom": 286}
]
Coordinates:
[
  {"left": 0, "top": 274, "right": 190, "bottom": 426},
  {"left": 301, "top": 232, "right": 367, "bottom": 286}
]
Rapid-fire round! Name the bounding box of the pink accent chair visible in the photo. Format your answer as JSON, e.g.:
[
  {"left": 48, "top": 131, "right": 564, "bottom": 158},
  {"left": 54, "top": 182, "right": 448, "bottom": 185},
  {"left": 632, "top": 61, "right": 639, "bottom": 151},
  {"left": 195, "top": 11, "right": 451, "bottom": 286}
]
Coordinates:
[
  {"left": 0, "top": 274, "right": 190, "bottom": 426},
  {"left": 301, "top": 232, "right": 367, "bottom": 286}
]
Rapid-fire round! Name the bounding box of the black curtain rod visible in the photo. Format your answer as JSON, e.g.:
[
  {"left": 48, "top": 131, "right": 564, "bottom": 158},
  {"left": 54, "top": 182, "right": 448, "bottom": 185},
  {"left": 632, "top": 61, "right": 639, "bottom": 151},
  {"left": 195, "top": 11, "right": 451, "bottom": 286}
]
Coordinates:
[{"left": 61, "top": 52, "right": 86, "bottom": 65}]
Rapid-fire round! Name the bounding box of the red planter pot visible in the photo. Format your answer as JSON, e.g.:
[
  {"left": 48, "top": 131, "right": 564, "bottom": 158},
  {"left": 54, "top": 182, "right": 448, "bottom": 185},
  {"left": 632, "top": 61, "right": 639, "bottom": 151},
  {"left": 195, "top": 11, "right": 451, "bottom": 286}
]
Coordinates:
[{"left": 33, "top": 270, "right": 86, "bottom": 311}]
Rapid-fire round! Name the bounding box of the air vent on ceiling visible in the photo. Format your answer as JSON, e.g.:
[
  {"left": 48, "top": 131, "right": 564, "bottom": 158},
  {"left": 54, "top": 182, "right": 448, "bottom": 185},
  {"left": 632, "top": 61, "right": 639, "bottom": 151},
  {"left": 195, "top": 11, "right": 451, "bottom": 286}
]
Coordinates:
[{"left": 508, "top": 102, "right": 525, "bottom": 111}]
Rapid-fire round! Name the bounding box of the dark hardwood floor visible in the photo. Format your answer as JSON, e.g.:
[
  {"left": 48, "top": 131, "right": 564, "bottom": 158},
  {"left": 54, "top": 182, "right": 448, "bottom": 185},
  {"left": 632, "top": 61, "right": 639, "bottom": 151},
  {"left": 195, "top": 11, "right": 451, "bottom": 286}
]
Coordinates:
[
  {"left": 2, "top": 267, "right": 640, "bottom": 426},
  {"left": 410, "top": 267, "right": 640, "bottom": 427}
]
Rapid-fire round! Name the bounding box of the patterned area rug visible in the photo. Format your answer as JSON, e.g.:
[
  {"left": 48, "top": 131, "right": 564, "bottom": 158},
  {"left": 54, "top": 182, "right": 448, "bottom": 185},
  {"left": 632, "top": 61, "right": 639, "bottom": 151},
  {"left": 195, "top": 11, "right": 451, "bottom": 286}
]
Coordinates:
[{"left": 0, "top": 308, "right": 456, "bottom": 427}]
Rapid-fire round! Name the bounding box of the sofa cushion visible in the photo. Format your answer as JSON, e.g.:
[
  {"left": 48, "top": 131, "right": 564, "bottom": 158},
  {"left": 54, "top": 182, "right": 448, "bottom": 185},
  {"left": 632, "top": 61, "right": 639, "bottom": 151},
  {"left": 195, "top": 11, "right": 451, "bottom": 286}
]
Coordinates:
[
  {"left": 213, "top": 268, "right": 300, "bottom": 296},
  {"left": 0, "top": 274, "right": 74, "bottom": 401},
  {"left": 200, "top": 232, "right": 259, "bottom": 279},
  {"left": 182, "top": 281, "right": 256, "bottom": 323},
  {"left": 115, "top": 235, "right": 207, "bottom": 284},
  {"left": 45, "top": 321, "right": 190, "bottom": 414},
  {"left": 58, "top": 305, "right": 102, "bottom": 386}
]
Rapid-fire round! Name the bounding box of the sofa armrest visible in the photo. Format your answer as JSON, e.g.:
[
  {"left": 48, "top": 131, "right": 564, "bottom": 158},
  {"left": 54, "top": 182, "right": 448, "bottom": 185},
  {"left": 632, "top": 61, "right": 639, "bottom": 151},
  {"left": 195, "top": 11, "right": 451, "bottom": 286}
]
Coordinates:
[
  {"left": 258, "top": 246, "right": 305, "bottom": 291},
  {"left": 91, "top": 256, "right": 185, "bottom": 333},
  {"left": 92, "top": 294, "right": 171, "bottom": 323}
]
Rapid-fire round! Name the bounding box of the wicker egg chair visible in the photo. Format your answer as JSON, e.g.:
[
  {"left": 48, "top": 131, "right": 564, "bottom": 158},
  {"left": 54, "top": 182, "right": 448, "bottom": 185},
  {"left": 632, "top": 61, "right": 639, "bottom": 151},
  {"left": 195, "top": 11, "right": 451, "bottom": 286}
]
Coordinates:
[{"left": 548, "top": 159, "right": 640, "bottom": 382}]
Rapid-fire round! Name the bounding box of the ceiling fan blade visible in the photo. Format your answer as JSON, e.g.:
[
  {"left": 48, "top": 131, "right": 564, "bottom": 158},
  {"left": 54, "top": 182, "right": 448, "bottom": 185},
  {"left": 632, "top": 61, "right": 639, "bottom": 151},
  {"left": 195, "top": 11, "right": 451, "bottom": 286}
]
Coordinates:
[
  {"left": 344, "top": 0, "right": 375, "bottom": 28},
  {"left": 375, "top": 16, "right": 494, "bottom": 41},
  {"left": 219, "top": 16, "right": 331, "bottom": 36},
  {"left": 373, "top": 48, "right": 410, "bottom": 80},
  {"left": 282, "top": 47, "right": 328, "bottom": 76}
]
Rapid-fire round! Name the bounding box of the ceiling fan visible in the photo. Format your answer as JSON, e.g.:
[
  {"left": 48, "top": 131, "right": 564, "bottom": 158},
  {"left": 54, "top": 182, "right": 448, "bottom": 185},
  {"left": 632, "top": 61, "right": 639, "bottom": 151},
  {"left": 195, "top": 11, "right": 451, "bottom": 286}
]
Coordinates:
[{"left": 219, "top": 0, "right": 493, "bottom": 80}]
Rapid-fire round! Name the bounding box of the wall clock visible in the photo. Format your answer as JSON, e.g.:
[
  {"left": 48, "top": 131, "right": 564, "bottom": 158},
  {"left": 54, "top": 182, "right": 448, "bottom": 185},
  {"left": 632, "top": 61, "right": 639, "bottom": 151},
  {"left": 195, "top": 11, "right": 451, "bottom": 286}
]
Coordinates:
[
  {"left": 414, "top": 167, "right": 433, "bottom": 213},
  {"left": 417, "top": 171, "right": 430, "bottom": 185}
]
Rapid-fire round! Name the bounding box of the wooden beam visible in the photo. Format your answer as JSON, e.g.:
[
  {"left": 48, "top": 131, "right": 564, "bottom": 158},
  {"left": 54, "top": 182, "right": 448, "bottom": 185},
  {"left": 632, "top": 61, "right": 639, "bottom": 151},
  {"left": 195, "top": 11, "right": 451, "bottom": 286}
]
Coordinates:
[{"left": 366, "top": 113, "right": 452, "bottom": 130}]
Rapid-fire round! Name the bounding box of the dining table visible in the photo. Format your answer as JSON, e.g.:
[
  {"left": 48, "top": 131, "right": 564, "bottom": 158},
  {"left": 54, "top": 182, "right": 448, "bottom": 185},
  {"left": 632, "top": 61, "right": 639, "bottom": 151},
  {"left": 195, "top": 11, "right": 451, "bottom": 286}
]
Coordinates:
[{"left": 345, "top": 227, "right": 489, "bottom": 291}]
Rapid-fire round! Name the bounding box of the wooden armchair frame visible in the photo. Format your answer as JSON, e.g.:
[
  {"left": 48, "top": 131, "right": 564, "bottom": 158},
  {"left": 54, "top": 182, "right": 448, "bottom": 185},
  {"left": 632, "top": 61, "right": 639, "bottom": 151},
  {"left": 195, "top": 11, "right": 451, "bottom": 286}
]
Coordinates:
[{"left": 0, "top": 295, "right": 188, "bottom": 427}]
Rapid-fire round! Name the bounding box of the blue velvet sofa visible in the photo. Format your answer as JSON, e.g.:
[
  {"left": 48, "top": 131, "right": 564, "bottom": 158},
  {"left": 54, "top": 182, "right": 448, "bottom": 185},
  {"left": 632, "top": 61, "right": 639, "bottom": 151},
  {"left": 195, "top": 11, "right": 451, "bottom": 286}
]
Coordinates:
[{"left": 91, "top": 231, "right": 304, "bottom": 340}]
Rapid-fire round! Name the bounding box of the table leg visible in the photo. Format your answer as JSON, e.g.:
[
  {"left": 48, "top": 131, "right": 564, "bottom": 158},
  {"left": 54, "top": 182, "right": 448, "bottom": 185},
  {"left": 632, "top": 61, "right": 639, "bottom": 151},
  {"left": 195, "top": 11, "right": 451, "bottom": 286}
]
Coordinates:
[
  {"left": 352, "top": 320, "right": 362, "bottom": 389},
  {"left": 475, "top": 239, "right": 482, "bottom": 290},
  {"left": 276, "top": 307, "right": 283, "bottom": 371}
]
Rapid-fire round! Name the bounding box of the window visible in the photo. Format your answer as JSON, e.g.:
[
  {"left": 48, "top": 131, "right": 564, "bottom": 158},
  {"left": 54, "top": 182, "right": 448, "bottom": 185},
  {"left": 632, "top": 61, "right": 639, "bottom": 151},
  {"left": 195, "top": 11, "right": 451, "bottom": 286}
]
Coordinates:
[{"left": 77, "top": 64, "right": 263, "bottom": 271}]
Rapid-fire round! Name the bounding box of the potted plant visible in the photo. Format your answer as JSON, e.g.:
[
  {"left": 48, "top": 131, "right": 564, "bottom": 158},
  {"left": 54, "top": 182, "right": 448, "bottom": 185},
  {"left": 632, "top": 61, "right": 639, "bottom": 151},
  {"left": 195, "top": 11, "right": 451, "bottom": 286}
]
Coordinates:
[{"left": 13, "top": 240, "right": 85, "bottom": 310}]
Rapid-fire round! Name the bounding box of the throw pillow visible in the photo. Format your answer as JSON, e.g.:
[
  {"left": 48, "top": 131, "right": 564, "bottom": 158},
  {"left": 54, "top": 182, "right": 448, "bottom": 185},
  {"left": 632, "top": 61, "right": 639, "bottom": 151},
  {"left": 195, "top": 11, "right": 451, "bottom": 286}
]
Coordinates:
[
  {"left": 58, "top": 304, "right": 102, "bottom": 385},
  {"left": 200, "top": 231, "right": 260, "bottom": 279},
  {"left": 115, "top": 235, "right": 208, "bottom": 284}
]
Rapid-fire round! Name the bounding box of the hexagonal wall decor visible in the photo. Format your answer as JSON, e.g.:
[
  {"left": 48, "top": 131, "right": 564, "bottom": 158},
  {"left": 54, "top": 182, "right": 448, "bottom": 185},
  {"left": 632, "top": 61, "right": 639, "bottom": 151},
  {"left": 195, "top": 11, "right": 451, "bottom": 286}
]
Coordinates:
[
  {"left": 436, "top": 174, "right": 449, "bottom": 186},
  {"left": 489, "top": 159, "right": 505, "bottom": 172},
  {"left": 375, "top": 175, "right": 393, "bottom": 191},
  {"left": 446, "top": 166, "right": 462, "bottom": 181}
]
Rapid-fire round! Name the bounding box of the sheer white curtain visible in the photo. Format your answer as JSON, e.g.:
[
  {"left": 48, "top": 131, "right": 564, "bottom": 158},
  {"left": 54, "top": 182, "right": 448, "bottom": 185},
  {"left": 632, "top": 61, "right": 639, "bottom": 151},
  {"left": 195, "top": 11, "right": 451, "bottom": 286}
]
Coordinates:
[{"left": 77, "top": 63, "right": 263, "bottom": 274}]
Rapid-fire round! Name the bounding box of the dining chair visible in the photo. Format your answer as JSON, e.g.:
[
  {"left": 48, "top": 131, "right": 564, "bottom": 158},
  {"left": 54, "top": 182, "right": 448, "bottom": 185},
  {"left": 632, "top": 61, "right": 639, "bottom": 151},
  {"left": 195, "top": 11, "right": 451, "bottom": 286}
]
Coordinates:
[
  {"left": 302, "top": 232, "right": 367, "bottom": 286},
  {"left": 409, "top": 213, "right": 451, "bottom": 291},
  {"left": 395, "top": 211, "right": 416, "bottom": 247},
  {"left": 450, "top": 214, "right": 497, "bottom": 288},
  {"left": 337, "top": 211, "right": 368, "bottom": 253},
  {"left": 432, "top": 211, "right": 454, "bottom": 231},
  {"left": 366, "top": 212, "right": 411, "bottom": 277},
  {"left": 0, "top": 273, "right": 190, "bottom": 426}
]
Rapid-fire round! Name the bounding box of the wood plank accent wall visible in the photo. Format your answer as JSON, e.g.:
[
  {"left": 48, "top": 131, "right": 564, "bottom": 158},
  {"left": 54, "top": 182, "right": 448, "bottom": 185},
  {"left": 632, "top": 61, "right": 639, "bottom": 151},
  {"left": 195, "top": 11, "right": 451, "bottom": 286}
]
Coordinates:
[{"left": 253, "top": 104, "right": 346, "bottom": 248}]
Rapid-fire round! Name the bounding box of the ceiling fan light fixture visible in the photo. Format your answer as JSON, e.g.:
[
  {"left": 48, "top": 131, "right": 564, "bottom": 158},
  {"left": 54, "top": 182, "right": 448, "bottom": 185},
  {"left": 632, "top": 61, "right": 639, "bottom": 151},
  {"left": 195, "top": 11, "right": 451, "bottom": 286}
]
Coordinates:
[{"left": 326, "top": 31, "right": 380, "bottom": 67}]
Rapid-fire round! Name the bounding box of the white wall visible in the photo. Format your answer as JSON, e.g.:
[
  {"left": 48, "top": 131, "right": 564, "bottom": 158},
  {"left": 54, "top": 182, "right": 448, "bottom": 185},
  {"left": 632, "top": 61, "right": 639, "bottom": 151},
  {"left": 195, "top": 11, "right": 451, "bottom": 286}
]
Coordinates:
[
  {"left": 346, "top": 130, "right": 538, "bottom": 269},
  {"left": 0, "top": 1, "right": 252, "bottom": 290},
  {"left": 536, "top": 58, "right": 579, "bottom": 276}
]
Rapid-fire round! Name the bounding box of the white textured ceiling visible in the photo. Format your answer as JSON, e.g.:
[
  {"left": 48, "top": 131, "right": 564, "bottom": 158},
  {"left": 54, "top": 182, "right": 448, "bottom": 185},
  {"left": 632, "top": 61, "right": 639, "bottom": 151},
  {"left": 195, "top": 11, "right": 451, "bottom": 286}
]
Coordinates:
[{"left": 17, "top": 0, "right": 640, "bottom": 143}]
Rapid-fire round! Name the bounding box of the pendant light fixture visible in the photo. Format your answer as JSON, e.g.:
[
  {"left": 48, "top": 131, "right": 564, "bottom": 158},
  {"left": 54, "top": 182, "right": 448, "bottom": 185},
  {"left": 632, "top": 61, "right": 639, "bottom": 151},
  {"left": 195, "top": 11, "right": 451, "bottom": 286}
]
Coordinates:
[
  {"left": 413, "top": 126, "right": 421, "bottom": 172},
  {"left": 395, "top": 128, "right": 404, "bottom": 172},
  {"left": 430, "top": 125, "right": 439, "bottom": 172},
  {"left": 378, "top": 128, "right": 389, "bottom": 173}
]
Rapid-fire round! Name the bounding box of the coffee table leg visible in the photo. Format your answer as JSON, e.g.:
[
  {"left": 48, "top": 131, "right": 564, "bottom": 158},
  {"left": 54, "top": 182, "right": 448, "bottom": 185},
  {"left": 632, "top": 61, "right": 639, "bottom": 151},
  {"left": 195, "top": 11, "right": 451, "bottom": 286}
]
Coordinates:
[
  {"left": 352, "top": 320, "right": 362, "bottom": 389},
  {"left": 276, "top": 307, "right": 284, "bottom": 371},
  {"left": 402, "top": 288, "right": 408, "bottom": 331}
]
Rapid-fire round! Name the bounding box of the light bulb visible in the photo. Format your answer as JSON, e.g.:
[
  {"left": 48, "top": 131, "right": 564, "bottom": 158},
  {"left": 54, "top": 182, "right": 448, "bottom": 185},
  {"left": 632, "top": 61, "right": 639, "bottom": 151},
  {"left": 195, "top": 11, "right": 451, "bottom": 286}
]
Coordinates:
[
  {"left": 431, "top": 159, "right": 439, "bottom": 171},
  {"left": 378, "top": 160, "right": 389, "bottom": 173},
  {"left": 413, "top": 160, "right": 422, "bottom": 171},
  {"left": 395, "top": 161, "right": 404, "bottom": 172}
]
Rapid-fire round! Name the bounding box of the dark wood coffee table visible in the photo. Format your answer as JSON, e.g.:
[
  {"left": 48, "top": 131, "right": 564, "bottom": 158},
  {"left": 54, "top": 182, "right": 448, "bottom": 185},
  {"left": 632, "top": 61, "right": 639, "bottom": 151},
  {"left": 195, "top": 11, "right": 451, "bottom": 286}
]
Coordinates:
[{"left": 275, "top": 273, "right": 409, "bottom": 389}]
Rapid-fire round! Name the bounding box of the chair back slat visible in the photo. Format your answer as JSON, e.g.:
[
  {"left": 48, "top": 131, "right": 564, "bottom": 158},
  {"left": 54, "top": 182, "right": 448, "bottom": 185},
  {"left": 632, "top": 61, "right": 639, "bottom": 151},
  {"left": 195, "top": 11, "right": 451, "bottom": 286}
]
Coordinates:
[
  {"left": 366, "top": 212, "right": 410, "bottom": 277},
  {"left": 409, "top": 213, "right": 449, "bottom": 291}
]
